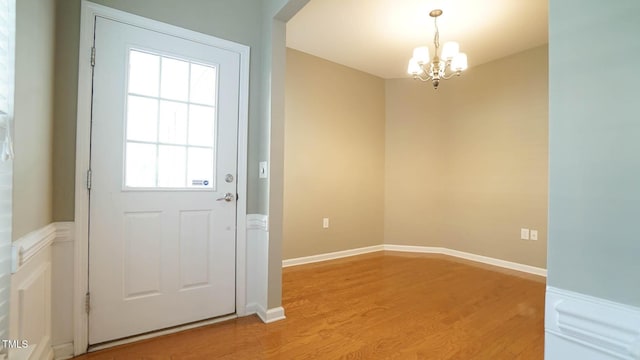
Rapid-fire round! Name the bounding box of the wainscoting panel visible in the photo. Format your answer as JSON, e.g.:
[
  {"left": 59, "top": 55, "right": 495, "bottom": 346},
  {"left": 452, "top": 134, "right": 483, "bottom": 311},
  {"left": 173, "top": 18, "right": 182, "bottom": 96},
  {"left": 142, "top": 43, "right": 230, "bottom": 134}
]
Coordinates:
[
  {"left": 9, "top": 222, "right": 74, "bottom": 360},
  {"left": 10, "top": 232, "right": 53, "bottom": 360},
  {"left": 545, "top": 286, "right": 640, "bottom": 360},
  {"left": 245, "top": 214, "right": 281, "bottom": 322},
  {"left": 51, "top": 222, "right": 74, "bottom": 359},
  {"left": 246, "top": 214, "right": 268, "bottom": 316}
]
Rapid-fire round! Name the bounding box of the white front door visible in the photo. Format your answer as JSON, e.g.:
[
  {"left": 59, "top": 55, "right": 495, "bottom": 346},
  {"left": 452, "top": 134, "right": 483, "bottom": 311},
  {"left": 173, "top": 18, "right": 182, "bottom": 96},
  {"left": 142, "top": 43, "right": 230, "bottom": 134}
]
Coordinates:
[{"left": 88, "top": 16, "right": 240, "bottom": 344}]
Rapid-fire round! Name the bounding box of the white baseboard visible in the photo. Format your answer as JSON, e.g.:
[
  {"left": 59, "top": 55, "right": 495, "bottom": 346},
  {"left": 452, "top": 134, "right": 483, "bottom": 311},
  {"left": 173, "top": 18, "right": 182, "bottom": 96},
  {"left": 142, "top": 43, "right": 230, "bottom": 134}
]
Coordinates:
[
  {"left": 545, "top": 286, "right": 640, "bottom": 359},
  {"left": 282, "top": 244, "right": 547, "bottom": 277},
  {"left": 384, "top": 244, "right": 547, "bottom": 277},
  {"left": 255, "top": 306, "right": 286, "bottom": 324},
  {"left": 235, "top": 302, "right": 286, "bottom": 324},
  {"left": 52, "top": 343, "right": 74, "bottom": 360},
  {"left": 282, "top": 245, "right": 384, "bottom": 268}
]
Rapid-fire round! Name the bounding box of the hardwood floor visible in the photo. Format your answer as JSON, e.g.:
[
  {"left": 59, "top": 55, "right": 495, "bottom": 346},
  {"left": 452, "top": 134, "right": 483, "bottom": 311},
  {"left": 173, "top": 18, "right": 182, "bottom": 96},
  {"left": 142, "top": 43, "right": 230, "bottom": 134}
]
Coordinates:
[{"left": 73, "top": 251, "right": 546, "bottom": 359}]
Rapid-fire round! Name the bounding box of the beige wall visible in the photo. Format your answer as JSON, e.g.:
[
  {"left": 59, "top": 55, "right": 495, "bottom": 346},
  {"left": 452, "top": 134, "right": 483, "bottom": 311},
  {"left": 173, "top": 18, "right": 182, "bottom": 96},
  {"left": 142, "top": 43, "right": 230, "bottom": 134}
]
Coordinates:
[
  {"left": 384, "top": 80, "right": 447, "bottom": 248},
  {"left": 283, "top": 49, "right": 385, "bottom": 259},
  {"left": 13, "top": 0, "right": 56, "bottom": 239},
  {"left": 385, "top": 45, "right": 548, "bottom": 267}
]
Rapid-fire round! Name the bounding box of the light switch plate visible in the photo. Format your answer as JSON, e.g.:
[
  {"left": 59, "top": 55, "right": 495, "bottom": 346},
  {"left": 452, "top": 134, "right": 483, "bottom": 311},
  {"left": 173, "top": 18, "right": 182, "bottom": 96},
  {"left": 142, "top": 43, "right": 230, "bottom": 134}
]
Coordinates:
[
  {"left": 323, "top": 218, "right": 329, "bottom": 229},
  {"left": 530, "top": 230, "right": 538, "bottom": 241},
  {"left": 259, "top": 161, "right": 268, "bottom": 179},
  {"left": 520, "top": 228, "right": 530, "bottom": 240}
]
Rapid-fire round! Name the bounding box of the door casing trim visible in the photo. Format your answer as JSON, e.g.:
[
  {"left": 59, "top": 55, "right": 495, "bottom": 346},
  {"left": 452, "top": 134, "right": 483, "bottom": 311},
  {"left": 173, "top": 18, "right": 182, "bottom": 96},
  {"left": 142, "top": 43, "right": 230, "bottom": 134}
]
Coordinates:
[{"left": 74, "top": 1, "right": 250, "bottom": 354}]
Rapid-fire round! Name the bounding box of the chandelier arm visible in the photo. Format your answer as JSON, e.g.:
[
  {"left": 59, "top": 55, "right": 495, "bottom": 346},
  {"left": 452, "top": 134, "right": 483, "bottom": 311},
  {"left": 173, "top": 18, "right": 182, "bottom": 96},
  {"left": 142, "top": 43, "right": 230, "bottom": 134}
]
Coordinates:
[
  {"left": 413, "top": 73, "right": 434, "bottom": 82},
  {"left": 441, "top": 70, "right": 462, "bottom": 80}
]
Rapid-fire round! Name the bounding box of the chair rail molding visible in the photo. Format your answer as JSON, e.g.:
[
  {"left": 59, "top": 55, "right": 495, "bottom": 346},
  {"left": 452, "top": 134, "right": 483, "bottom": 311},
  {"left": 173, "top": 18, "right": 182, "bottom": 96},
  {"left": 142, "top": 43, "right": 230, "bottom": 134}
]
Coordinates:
[
  {"left": 545, "top": 286, "right": 640, "bottom": 360},
  {"left": 11, "top": 224, "right": 56, "bottom": 273},
  {"left": 247, "top": 214, "right": 268, "bottom": 231}
]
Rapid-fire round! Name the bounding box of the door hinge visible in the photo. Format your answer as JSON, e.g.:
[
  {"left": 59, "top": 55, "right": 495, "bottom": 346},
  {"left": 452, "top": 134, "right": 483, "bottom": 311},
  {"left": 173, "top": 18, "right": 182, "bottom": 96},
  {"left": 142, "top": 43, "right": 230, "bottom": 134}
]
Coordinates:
[
  {"left": 86, "top": 169, "right": 92, "bottom": 190},
  {"left": 85, "top": 292, "right": 91, "bottom": 314},
  {"left": 91, "top": 46, "right": 96, "bottom": 67}
]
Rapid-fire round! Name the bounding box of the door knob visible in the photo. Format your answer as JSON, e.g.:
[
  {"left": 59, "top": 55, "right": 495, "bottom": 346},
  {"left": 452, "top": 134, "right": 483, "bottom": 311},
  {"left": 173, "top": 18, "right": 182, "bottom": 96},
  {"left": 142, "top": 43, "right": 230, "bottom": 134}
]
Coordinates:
[{"left": 216, "top": 192, "right": 234, "bottom": 202}]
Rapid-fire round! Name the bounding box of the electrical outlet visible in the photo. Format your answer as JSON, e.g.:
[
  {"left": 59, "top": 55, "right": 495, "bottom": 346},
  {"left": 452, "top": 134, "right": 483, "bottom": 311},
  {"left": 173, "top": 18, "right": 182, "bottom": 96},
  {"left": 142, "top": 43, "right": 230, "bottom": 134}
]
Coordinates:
[
  {"left": 322, "top": 218, "right": 329, "bottom": 229},
  {"left": 530, "top": 230, "right": 538, "bottom": 241},
  {"left": 520, "top": 228, "right": 530, "bottom": 240}
]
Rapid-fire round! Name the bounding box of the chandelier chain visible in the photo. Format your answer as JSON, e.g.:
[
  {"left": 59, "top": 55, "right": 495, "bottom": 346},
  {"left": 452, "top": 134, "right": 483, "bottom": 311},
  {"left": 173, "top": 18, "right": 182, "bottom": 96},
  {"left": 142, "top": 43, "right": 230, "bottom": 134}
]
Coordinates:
[{"left": 433, "top": 16, "right": 440, "bottom": 56}]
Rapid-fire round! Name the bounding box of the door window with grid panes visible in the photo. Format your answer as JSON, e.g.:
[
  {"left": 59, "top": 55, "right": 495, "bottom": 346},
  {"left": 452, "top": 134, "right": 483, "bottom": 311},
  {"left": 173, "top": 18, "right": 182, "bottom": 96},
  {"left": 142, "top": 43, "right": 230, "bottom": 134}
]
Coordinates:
[{"left": 125, "top": 49, "right": 218, "bottom": 189}]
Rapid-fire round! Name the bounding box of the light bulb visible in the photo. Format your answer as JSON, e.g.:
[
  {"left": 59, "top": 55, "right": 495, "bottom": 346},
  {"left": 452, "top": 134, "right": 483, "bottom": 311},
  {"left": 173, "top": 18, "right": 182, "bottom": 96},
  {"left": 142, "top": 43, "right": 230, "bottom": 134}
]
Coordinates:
[
  {"left": 407, "top": 58, "right": 421, "bottom": 75},
  {"left": 441, "top": 42, "right": 459, "bottom": 60},
  {"left": 412, "top": 46, "right": 430, "bottom": 64},
  {"left": 451, "top": 52, "right": 468, "bottom": 71}
]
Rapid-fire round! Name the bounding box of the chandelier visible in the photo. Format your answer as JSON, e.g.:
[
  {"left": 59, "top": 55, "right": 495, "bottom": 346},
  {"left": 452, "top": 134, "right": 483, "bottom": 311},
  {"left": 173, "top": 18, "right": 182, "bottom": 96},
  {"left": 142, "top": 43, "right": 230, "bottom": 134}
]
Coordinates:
[{"left": 407, "top": 9, "right": 468, "bottom": 89}]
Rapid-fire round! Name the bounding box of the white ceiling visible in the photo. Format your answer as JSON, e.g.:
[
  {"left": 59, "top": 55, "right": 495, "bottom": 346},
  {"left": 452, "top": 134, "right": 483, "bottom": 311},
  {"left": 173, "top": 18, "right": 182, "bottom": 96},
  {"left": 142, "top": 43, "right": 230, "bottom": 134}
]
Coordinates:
[{"left": 286, "top": 0, "right": 548, "bottom": 79}]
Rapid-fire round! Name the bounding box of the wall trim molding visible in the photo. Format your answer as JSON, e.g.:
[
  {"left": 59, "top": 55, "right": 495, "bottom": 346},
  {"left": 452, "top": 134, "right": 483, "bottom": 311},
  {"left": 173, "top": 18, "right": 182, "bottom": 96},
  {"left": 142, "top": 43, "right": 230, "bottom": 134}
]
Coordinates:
[
  {"left": 11, "top": 222, "right": 74, "bottom": 274},
  {"left": 282, "top": 244, "right": 547, "bottom": 277},
  {"left": 52, "top": 343, "right": 74, "bottom": 360},
  {"left": 545, "top": 286, "right": 640, "bottom": 359},
  {"left": 246, "top": 214, "right": 268, "bottom": 231},
  {"left": 11, "top": 224, "right": 56, "bottom": 273},
  {"left": 246, "top": 303, "right": 286, "bottom": 324},
  {"left": 282, "top": 245, "right": 384, "bottom": 268},
  {"left": 53, "top": 222, "right": 74, "bottom": 244},
  {"left": 256, "top": 306, "right": 286, "bottom": 324},
  {"left": 383, "top": 245, "right": 548, "bottom": 277}
]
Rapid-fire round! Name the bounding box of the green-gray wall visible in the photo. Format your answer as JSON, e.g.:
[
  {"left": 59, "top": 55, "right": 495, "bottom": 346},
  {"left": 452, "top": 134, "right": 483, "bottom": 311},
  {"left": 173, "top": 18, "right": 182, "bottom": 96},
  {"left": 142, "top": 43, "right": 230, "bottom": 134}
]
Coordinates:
[
  {"left": 548, "top": 0, "right": 640, "bottom": 306},
  {"left": 13, "top": 0, "right": 55, "bottom": 239},
  {"left": 262, "top": 0, "right": 310, "bottom": 310}
]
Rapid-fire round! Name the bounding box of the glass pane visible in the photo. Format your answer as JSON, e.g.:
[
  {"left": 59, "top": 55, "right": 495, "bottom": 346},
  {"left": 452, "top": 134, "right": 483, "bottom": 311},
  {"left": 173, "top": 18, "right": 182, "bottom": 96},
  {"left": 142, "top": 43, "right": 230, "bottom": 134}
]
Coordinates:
[
  {"left": 160, "top": 57, "right": 189, "bottom": 101},
  {"left": 190, "top": 63, "right": 217, "bottom": 105},
  {"left": 188, "top": 105, "right": 215, "bottom": 147},
  {"left": 158, "top": 145, "right": 186, "bottom": 187},
  {"left": 126, "top": 143, "right": 157, "bottom": 187},
  {"left": 187, "top": 147, "right": 213, "bottom": 188},
  {"left": 128, "top": 50, "right": 159, "bottom": 97},
  {"left": 127, "top": 95, "right": 158, "bottom": 142},
  {"left": 159, "top": 100, "right": 187, "bottom": 144}
]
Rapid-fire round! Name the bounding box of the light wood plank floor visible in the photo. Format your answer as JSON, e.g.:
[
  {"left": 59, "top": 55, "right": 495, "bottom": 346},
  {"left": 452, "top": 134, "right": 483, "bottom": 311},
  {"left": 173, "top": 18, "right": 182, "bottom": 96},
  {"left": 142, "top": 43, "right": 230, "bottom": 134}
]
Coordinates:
[{"left": 73, "top": 251, "right": 546, "bottom": 359}]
